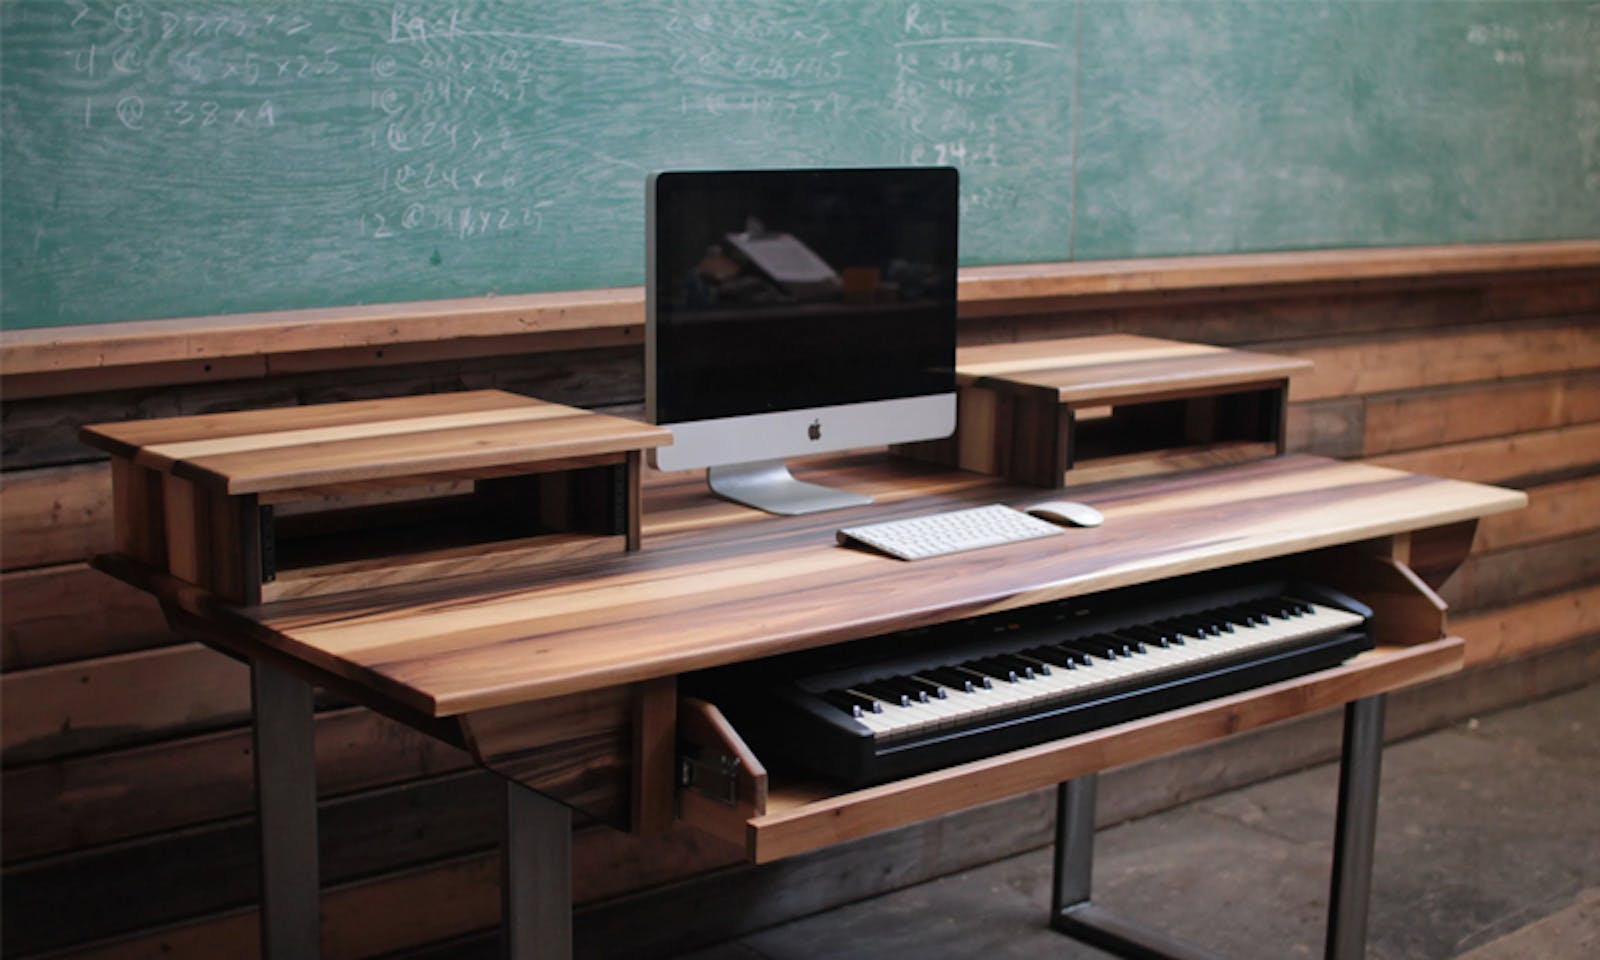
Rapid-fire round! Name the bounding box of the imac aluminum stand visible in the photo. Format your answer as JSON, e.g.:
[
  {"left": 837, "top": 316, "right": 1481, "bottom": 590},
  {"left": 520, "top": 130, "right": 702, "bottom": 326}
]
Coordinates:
[{"left": 708, "top": 460, "right": 872, "bottom": 516}]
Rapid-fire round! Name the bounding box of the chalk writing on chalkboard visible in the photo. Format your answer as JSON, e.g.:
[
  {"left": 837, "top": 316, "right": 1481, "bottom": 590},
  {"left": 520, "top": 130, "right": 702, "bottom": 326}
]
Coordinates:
[{"left": 2, "top": 1, "right": 1595, "bottom": 330}]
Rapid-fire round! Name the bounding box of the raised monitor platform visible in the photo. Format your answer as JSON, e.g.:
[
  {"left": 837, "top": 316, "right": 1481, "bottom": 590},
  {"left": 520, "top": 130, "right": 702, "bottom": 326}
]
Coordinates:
[
  {"left": 80, "top": 390, "right": 672, "bottom": 604},
  {"left": 898, "top": 334, "right": 1311, "bottom": 487}
]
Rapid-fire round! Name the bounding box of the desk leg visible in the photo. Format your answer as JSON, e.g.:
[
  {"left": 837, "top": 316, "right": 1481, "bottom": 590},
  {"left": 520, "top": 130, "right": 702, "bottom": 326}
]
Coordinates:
[
  {"left": 251, "top": 659, "right": 320, "bottom": 960},
  {"left": 503, "top": 781, "right": 572, "bottom": 960},
  {"left": 1051, "top": 775, "right": 1224, "bottom": 960},
  {"left": 1325, "top": 694, "right": 1387, "bottom": 960}
]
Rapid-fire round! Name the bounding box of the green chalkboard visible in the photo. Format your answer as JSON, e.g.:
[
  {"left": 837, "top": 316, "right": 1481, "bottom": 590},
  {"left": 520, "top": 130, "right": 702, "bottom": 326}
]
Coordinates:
[
  {"left": 1073, "top": 1, "right": 1600, "bottom": 259},
  {"left": 2, "top": 1, "right": 1596, "bottom": 330}
]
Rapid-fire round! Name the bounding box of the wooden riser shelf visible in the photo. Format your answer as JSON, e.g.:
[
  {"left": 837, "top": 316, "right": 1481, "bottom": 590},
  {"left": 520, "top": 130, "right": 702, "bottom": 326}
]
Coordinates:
[
  {"left": 898, "top": 335, "right": 1310, "bottom": 488},
  {"left": 81, "top": 391, "right": 671, "bottom": 605}
]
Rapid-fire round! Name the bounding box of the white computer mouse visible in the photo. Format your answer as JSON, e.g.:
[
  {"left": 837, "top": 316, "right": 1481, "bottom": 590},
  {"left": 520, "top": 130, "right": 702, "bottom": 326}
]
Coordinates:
[{"left": 1026, "top": 500, "right": 1104, "bottom": 528}]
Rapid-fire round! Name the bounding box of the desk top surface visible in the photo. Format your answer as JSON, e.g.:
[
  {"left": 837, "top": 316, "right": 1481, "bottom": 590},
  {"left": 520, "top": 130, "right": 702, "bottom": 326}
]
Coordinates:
[{"left": 145, "top": 453, "right": 1523, "bottom": 718}]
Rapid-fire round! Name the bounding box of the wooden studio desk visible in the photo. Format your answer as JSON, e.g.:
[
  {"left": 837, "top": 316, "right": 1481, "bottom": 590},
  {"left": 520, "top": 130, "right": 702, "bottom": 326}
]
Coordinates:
[
  {"left": 79, "top": 341, "right": 1526, "bottom": 960},
  {"left": 87, "top": 418, "right": 1524, "bottom": 960}
]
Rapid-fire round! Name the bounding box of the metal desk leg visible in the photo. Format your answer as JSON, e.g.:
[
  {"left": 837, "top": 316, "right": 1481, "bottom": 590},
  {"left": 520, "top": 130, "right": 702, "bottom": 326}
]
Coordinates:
[
  {"left": 1051, "top": 695, "right": 1390, "bottom": 960},
  {"left": 1051, "top": 774, "right": 1224, "bottom": 960},
  {"left": 1326, "top": 694, "right": 1387, "bottom": 960},
  {"left": 503, "top": 781, "right": 573, "bottom": 960},
  {"left": 251, "top": 659, "right": 320, "bottom": 960},
  {"left": 1051, "top": 774, "right": 1097, "bottom": 913}
]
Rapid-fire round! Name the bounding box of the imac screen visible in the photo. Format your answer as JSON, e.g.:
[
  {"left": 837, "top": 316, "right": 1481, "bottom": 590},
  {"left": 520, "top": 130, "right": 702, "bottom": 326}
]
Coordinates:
[{"left": 650, "top": 167, "right": 957, "bottom": 426}]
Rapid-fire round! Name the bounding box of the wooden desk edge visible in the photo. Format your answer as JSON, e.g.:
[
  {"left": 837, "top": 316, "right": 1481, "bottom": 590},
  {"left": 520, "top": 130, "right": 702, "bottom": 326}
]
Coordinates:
[{"left": 90, "top": 551, "right": 447, "bottom": 719}]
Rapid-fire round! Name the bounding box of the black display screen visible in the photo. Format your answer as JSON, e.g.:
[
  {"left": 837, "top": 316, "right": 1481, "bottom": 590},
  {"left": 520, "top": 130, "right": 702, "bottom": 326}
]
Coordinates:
[{"left": 650, "top": 167, "right": 957, "bottom": 425}]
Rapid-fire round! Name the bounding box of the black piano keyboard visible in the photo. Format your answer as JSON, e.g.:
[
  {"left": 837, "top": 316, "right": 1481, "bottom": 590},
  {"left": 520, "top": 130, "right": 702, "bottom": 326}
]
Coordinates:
[{"left": 698, "top": 576, "right": 1373, "bottom": 787}]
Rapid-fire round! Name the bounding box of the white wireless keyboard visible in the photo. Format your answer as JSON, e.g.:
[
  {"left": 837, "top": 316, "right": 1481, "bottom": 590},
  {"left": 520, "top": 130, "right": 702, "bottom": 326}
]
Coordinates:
[{"left": 837, "top": 504, "right": 1064, "bottom": 561}]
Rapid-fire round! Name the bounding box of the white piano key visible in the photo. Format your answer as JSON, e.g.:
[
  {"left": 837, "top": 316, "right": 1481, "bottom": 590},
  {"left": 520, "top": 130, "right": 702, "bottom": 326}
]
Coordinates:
[{"left": 833, "top": 596, "right": 1369, "bottom": 743}]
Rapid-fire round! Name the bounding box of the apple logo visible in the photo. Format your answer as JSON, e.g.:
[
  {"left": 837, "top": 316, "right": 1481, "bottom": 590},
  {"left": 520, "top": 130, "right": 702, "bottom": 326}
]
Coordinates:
[{"left": 808, "top": 419, "right": 822, "bottom": 441}]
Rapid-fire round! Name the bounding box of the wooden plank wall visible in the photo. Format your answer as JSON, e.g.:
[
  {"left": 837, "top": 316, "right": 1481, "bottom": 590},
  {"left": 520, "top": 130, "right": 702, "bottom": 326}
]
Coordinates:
[{"left": 3, "top": 262, "right": 1599, "bottom": 958}]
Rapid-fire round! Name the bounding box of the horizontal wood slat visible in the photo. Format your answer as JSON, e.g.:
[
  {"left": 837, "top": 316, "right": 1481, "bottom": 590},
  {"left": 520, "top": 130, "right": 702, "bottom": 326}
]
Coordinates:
[
  {"left": 0, "top": 463, "right": 112, "bottom": 571},
  {"left": 1472, "top": 474, "right": 1600, "bottom": 553},
  {"left": 5, "top": 242, "right": 1597, "bottom": 395},
  {"left": 46, "top": 851, "right": 501, "bottom": 960},
  {"left": 1440, "top": 530, "right": 1600, "bottom": 614},
  {"left": 3, "top": 770, "right": 501, "bottom": 955},
  {"left": 1363, "top": 372, "right": 1600, "bottom": 456},
  {"left": 1454, "top": 583, "right": 1600, "bottom": 666},
  {"left": 29, "top": 810, "right": 738, "bottom": 960},
  {"left": 1279, "top": 319, "right": 1600, "bottom": 403},
  {"left": 1, "top": 643, "right": 248, "bottom": 764},
  {"left": 0, "top": 287, "right": 646, "bottom": 380},
  {"left": 1, "top": 564, "right": 174, "bottom": 670},
  {"left": 1, "top": 706, "right": 471, "bottom": 862},
  {"left": 970, "top": 272, "right": 1600, "bottom": 353},
  {"left": 1367, "top": 421, "right": 1600, "bottom": 486}
]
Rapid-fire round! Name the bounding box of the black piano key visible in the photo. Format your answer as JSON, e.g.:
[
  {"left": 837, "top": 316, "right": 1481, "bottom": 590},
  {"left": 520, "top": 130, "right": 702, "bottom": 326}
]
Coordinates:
[
  {"left": 925, "top": 666, "right": 984, "bottom": 691},
  {"left": 995, "top": 653, "right": 1042, "bottom": 678},
  {"left": 1059, "top": 634, "right": 1121, "bottom": 659},
  {"left": 843, "top": 687, "right": 899, "bottom": 712},
  {"left": 878, "top": 676, "right": 933, "bottom": 702},
  {"left": 1213, "top": 604, "right": 1268, "bottom": 627},
  {"left": 921, "top": 672, "right": 966, "bottom": 694},
  {"left": 1050, "top": 643, "right": 1095, "bottom": 666},
  {"left": 1022, "top": 645, "right": 1082, "bottom": 668},
  {"left": 1122, "top": 625, "right": 1170, "bottom": 648},
  {"left": 933, "top": 669, "right": 980, "bottom": 693},
  {"left": 1263, "top": 602, "right": 1292, "bottom": 622},
  {"left": 1013, "top": 651, "right": 1061, "bottom": 673},
  {"left": 1170, "top": 614, "right": 1223, "bottom": 637},
  {"left": 1276, "top": 597, "right": 1315, "bottom": 617},
  {"left": 1141, "top": 619, "right": 1188, "bottom": 644},
  {"left": 856, "top": 681, "right": 913, "bottom": 707},
  {"left": 818, "top": 691, "right": 864, "bottom": 718},
  {"left": 1107, "top": 631, "right": 1149, "bottom": 654},
  {"left": 958, "top": 661, "right": 1015, "bottom": 685},
  {"left": 1004, "top": 652, "right": 1052, "bottom": 675},
  {"left": 1089, "top": 632, "right": 1138, "bottom": 656},
  {"left": 823, "top": 689, "right": 880, "bottom": 715},
  {"left": 964, "top": 658, "right": 1021, "bottom": 683},
  {"left": 1241, "top": 601, "right": 1281, "bottom": 624},
  {"left": 901, "top": 675, "right": 950, "bottom": 699}
]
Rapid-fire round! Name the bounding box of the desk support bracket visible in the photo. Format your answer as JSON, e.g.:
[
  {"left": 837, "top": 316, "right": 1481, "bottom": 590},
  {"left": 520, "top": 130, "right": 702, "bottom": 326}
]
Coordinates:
[
  {"left": 252, "top": 659, "right": 320, "bottom": 960},
  {"left": 1049, "top": 694, "right": 1389, "bottom": 960}
]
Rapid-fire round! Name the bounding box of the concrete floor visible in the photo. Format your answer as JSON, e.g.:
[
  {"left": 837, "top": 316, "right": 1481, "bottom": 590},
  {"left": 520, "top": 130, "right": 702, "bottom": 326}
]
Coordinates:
[{"left": 673, "top": 682, "right": 1600, "bottom": 960}]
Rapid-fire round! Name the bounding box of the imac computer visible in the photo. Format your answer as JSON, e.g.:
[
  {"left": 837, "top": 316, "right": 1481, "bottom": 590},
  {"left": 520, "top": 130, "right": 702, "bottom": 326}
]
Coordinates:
[{"left": 646, "top": 167, "right": 959, "bottom": 515}]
